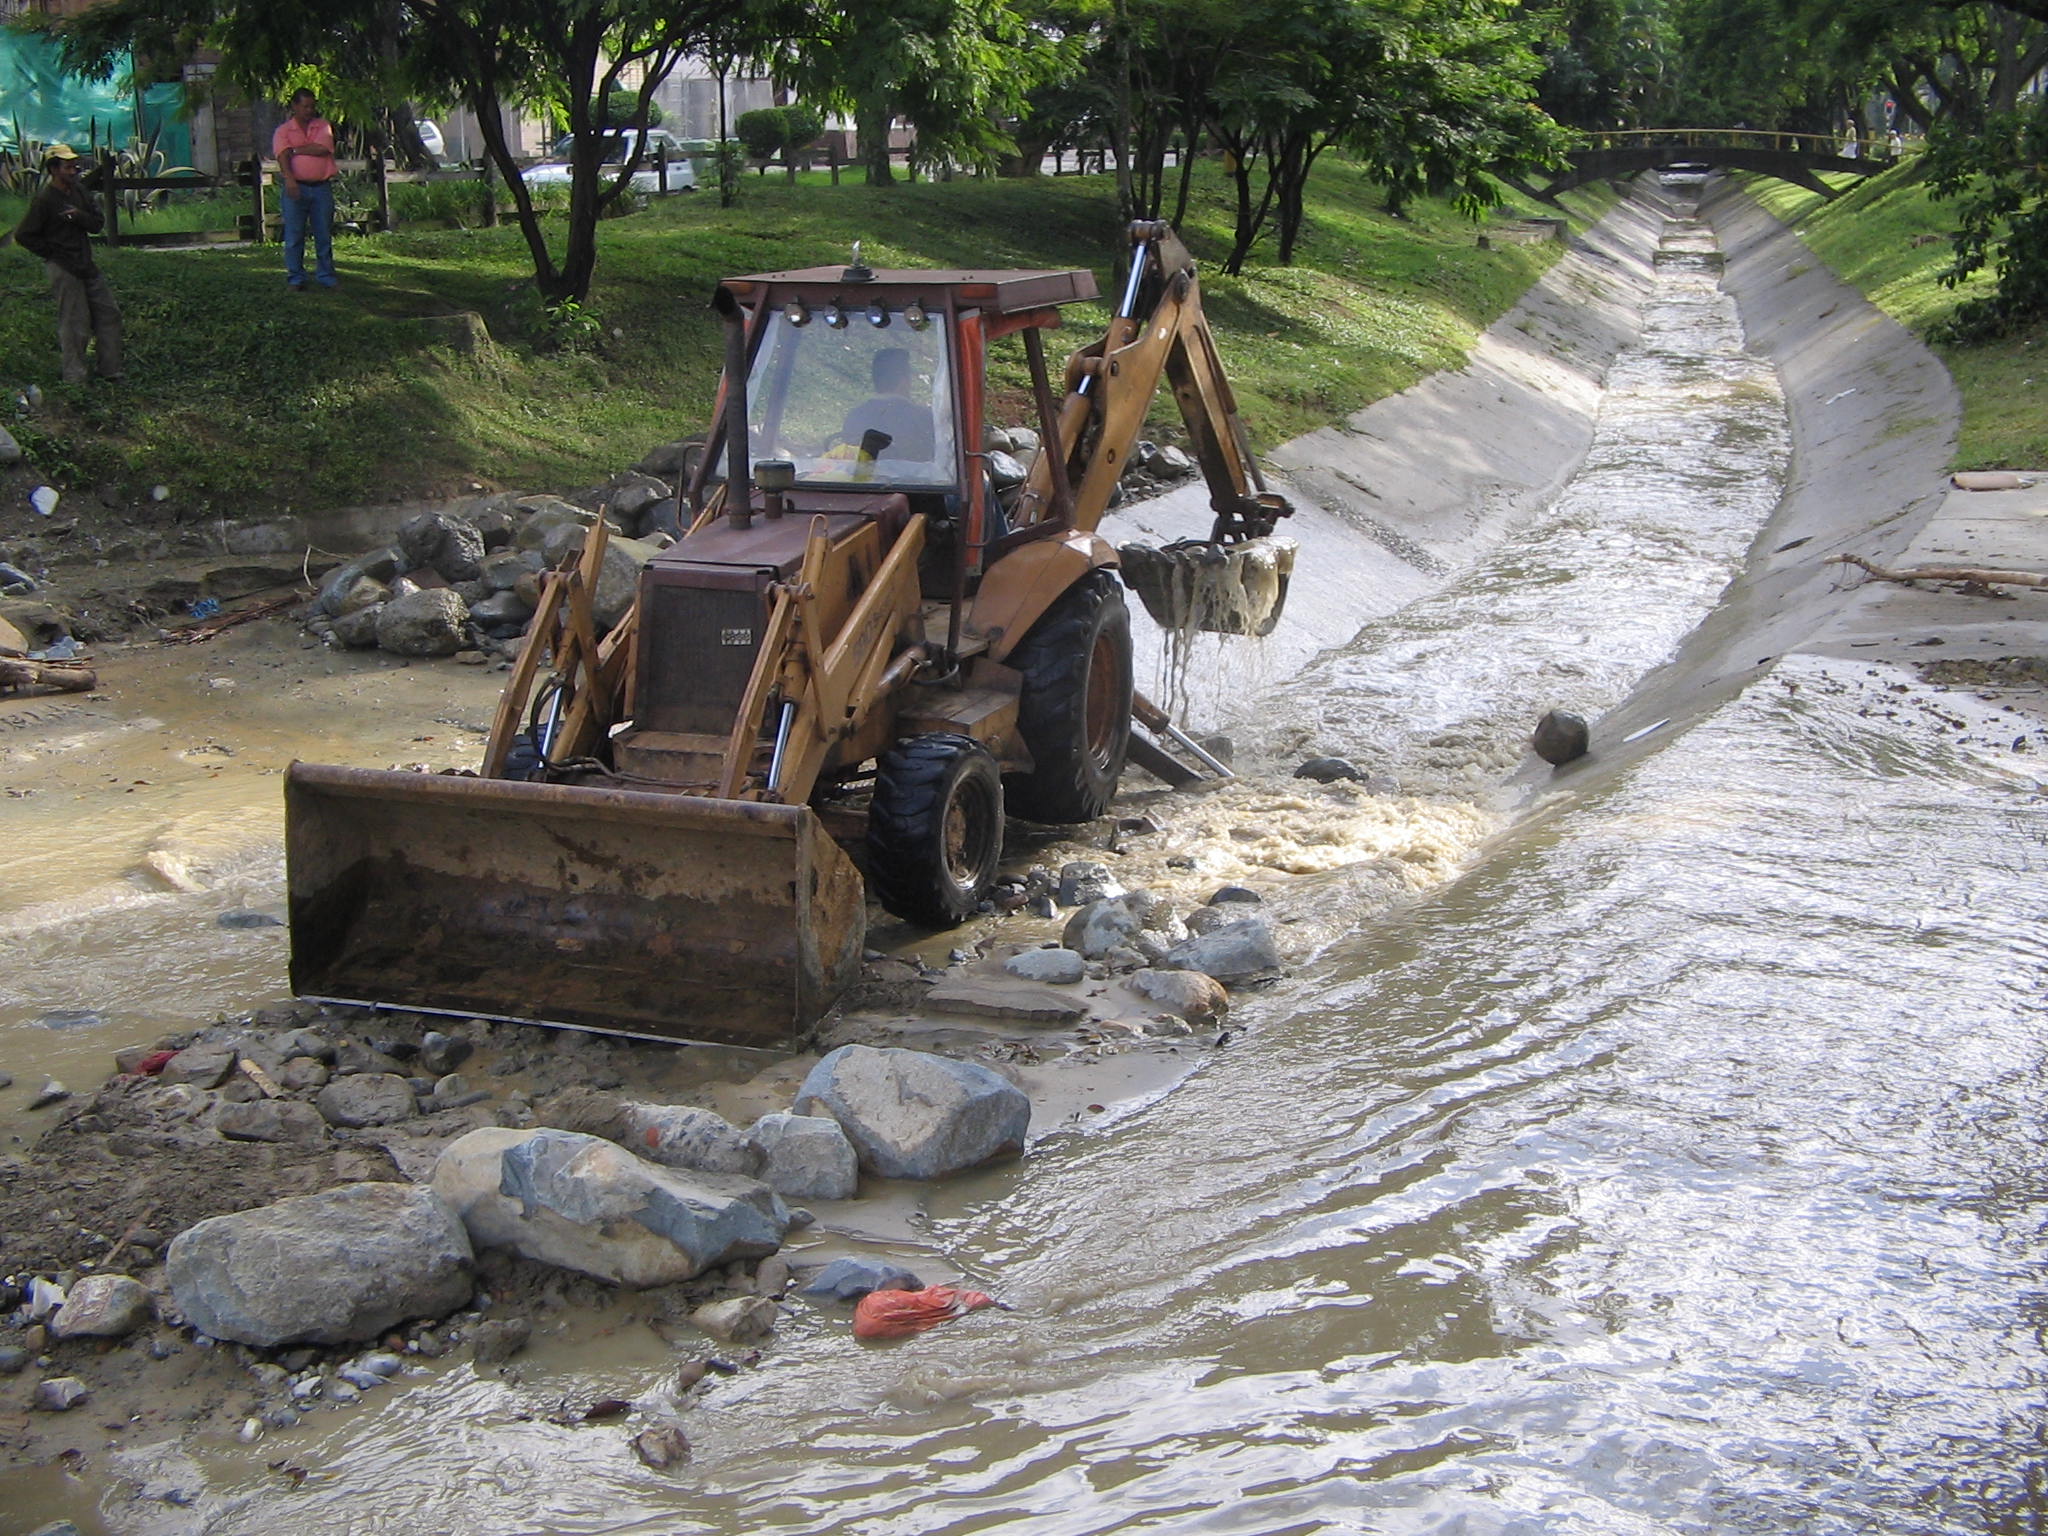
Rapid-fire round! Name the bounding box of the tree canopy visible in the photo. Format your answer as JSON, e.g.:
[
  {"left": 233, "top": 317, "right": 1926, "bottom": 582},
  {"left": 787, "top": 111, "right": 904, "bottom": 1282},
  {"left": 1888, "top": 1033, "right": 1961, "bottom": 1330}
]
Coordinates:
[{"left": 43, "top": 0, "right": 787, "bottom": 304}]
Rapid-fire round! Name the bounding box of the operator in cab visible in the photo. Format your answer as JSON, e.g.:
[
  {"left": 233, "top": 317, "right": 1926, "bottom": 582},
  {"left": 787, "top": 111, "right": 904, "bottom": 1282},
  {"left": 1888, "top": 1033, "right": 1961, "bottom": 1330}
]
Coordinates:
[{"left": 839, "top": 346, "right": 935, "bottom": 463}]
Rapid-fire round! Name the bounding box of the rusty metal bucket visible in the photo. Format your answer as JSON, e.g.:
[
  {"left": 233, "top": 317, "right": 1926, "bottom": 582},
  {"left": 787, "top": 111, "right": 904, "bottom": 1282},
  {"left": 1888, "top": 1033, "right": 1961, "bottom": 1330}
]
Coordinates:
[
  {"left": 1117, "top": 536, "right": 1297, "bottom": 637},
  {"left": 285, "top": 763, "right": 867, "bottom": 1047}
]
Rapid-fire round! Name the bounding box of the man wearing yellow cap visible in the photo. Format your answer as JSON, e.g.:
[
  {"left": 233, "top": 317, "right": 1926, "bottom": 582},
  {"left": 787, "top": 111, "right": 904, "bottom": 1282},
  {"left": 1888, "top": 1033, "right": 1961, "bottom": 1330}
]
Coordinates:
[{"left": 11, "top": 145, "right": 124, "bottom": 385}]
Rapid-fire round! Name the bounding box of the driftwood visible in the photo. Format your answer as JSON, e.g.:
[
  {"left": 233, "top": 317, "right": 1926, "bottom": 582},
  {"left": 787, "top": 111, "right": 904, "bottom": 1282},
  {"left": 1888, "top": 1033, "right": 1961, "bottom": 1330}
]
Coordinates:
[
  {"left": 160, "top": 593, "right": 302, "bottom": 644},
  {"left": 0, "top": 656, "right": 96, "bottom": 692},
  {"left": 1828, "top": 553, "right": 2048, "bottom": 590}
]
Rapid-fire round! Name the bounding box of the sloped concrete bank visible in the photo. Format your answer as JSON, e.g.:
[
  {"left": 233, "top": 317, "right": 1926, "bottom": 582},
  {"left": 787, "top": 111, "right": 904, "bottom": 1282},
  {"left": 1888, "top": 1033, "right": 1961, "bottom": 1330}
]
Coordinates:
[
  {"left": 1106, "top": 191, "right": 1666, "bottom": 706},
  {"left": 1549, "top": 176, "right": 1964, "bottom": 783}
]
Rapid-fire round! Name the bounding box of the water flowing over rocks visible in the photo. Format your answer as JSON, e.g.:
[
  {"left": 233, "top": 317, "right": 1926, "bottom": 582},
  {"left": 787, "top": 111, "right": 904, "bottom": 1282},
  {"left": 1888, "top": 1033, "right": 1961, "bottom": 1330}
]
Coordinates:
[{"left": 164, "top": 1183, "right": 474, "bottom": 1347}]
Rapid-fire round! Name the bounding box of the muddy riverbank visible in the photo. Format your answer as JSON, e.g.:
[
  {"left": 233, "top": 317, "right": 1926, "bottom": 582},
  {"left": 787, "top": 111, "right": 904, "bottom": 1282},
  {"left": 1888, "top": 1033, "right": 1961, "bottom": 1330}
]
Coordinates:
[{"left": 6, "top": 173, "right": 2047, "bottom": 1533}]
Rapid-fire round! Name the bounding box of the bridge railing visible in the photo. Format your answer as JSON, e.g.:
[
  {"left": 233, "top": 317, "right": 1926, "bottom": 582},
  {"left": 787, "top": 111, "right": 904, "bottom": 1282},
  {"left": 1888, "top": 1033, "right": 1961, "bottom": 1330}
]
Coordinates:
[{"left": 1575, "top": 128, "right": 1893, "bottom": 158}]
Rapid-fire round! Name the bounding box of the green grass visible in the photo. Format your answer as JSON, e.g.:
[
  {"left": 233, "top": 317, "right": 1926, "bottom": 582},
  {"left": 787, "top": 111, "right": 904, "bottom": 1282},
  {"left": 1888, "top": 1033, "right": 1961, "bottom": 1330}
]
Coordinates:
[
  {"left": 1745, "top": 164, "right": 2048, "bottom": 470},
  {"left": 0, "top": 160, "right": 1608, "bottom": 514}
]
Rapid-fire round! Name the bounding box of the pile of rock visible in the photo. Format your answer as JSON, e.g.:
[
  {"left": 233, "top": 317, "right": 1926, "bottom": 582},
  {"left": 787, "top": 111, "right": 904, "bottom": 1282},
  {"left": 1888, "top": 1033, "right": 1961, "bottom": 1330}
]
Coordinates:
[{"left": 301, "top": 442, "right": 696, "bottom": 660}]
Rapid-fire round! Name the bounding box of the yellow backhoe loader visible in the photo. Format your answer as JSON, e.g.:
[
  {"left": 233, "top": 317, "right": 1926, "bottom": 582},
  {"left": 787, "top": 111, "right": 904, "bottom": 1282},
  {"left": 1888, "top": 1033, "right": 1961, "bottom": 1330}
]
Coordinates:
[{"left": 287, "top": 221, "right": 1295, "bottom": 1046}]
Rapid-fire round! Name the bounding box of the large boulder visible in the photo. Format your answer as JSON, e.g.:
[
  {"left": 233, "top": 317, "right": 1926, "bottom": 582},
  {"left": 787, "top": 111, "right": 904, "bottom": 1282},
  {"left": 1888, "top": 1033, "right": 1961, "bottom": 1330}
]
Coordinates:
[
  {"left": 1159, "top": 914, "right": 1283, "bottom": 982},
  {"left": 314, "top": 547, "right": 401, "bottom": 616},
  {"left": 316, "top": 1073, "right": 417, "bottom": 1128},
  {"left": 376, "top": 588, "right": 469, "bottom": 657},
  {"left": 432, "top": 1127, "right": 793, "bottom": 1288},
  {"left": 793, "top": 1045, "right": 1029, "bottom": 1181},
  {"left": 749, "top": 1111, "right": 858, "bottom": 1200},
  {"left": 621, "top": 1103, "right": 763, "bottom": 1177},
  {"left": 165, "top": 1183, "right": 474, "bottom": 1347},
  {"left": 398, "top": 511, "right": 486, "bottom": 583},
  {"left": 1062, "top": 890, "right": 1187, "bottom": 961}
]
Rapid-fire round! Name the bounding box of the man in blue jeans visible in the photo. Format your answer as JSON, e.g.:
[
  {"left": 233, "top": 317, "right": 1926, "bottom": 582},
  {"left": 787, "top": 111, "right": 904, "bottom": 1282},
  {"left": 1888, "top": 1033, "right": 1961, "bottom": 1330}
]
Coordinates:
[{"left": 272, "top": 88, "right": 338, "bottom": 290}]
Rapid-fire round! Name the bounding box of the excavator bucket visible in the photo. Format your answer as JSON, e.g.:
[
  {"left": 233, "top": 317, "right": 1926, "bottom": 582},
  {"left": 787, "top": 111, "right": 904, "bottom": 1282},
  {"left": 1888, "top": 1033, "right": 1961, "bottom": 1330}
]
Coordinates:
[
  {"left": 1117, "top": 537, "right": 1297, "bottom": 637},
  {"left": 285, "top": 763, "right": 867, "bottom": 1047}
]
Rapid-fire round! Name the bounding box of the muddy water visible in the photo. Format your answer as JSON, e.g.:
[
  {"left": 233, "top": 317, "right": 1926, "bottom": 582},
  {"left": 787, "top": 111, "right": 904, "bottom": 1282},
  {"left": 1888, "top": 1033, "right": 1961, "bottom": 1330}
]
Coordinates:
[{"left": 13, "top": 196, "right": 2048, "bottom": 1534}]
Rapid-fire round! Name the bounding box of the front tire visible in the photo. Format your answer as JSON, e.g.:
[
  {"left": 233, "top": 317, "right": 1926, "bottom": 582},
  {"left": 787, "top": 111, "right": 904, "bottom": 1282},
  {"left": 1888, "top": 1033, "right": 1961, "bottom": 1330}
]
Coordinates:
[
  {"left": 1004, "top": 568, "right": 1133, "bottom": 823},
  {"left": 867, "top": 734, "right": 1005, "bottom": 928}
]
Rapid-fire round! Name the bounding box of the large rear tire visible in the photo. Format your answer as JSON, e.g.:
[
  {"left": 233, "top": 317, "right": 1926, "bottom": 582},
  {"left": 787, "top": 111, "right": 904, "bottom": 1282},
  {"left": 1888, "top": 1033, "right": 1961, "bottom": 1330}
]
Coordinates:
[
  {"left": 867, "top": 733, "right": 1005, "bottom": 928},
  {"left": 1004, "top": 568, "right": 1133, "bottom": 823}
]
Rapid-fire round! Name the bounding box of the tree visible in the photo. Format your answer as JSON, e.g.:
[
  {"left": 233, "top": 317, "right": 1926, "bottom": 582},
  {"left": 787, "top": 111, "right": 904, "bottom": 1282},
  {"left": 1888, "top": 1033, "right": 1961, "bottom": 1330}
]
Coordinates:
[
  {"left": 1925, "top": 97, "right": 2048, "bottom": 339},
  {"left": 772, "top": 0, "right": 1076, "bottom": 185},
  {"left": 43, "top": 0, "right": 785, "bottom": 305}
]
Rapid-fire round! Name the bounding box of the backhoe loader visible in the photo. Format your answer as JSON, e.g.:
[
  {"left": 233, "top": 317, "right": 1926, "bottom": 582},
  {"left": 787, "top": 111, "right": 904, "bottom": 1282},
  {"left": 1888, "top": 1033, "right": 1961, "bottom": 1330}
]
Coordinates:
[{"left": 287, "top": 221, "right": 1296, "bottom": 1046}]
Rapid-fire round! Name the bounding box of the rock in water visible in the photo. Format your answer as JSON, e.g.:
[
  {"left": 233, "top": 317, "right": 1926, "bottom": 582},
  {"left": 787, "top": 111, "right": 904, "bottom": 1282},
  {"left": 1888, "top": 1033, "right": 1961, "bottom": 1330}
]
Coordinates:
[
  {"left": 165, "top": 1183, "right": 474, "bottom": 1347},
  {"left": 1532, "top": 708, "right": 1590, "bottom": 765},
  {"left": 793, "top": 1045, "right": 1029, "bottom": 1180},
  {"left": 1293, "top": 756, "right": 1367, "bottom": 783},
  {"left": 634, "top": 1424, "right": 690, "bottom": 1470}
]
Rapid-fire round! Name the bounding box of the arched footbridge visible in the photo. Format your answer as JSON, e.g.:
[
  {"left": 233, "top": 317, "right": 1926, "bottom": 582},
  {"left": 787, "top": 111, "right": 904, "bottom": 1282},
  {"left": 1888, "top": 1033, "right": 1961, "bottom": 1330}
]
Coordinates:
[{"left": 1536, "top": 129, "right": 1894, "bottom": 200}]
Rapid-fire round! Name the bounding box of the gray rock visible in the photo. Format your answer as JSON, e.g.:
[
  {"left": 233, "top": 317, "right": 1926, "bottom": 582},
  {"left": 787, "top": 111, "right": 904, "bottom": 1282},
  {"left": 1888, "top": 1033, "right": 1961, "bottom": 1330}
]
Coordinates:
[
  {"left": 1160, "top": 914, "right": 1283, "bottom": 982},
  {"left": 0, "top": 424, "right": 21, "bottom": 465},
  {"left": 793, "top": 1045, "right": 1029, "bottom": 1181},
  {"left": 50, "top": 1274, "right": 152, "bottom": 1339},
  {"left": 925, "top": 979, "right": 1089, "bottom": 1023},
  {"left": 797, "top": 1257, "right": 922, "bottom": 1303},
  {"left": 622, "top": 1103, "right": 763, "bottom": 1177},
  {"left": 336, "top": 1363, "right": 387, "bottom": 1390},
  {"left": 514, "top": 500, "right": 592, "bottom": 554},
  {"left": 335, "top": 1038, "right": 405, "bottom": 1075},
  {"left": 277, "top": 1056, "right": 330, "bottom": 1092},
  {"left": 634, "top": 1423, "right": 690, "bottom": 1470},
  {"left": 376, "top": 588, "right": 470, "bottom": 657},
  {"left": 217, "top": 1098, "right": 330, "bottom": 1147},
  {"left": 592, "top": 539, "right": 653, "bottom": 632},
  {"left": 33, "top": 1007, "right": 100, "bottom": 1030},
  {"left": 335, "top": 575, "right": 390, "bottom": 616},
  {"left": 469, "top": 590, "right": 534, "bottom": 631},
  {"left": 431, "top": 1127, "right": 793, "bottom": 1288},
  {"left": 1127, "top": 967, "right": 1230, "bottom": 1026},
  {"left": 315, "top": 1073, "right": 418, "bottom": 1128},
  {"left": 987, "top": 449, "right": 1028, "bottom": 489},
  {"left": 691, "top": 1295, "right": 777, "bottom": 1344},
  {"left": 0, "top": 1345, "right": 29, "bottom": 1374},
  {"left": 217, "top": 909, "right": 283, "bottom": 929},
  {"left": 1208, "top": 885, "right": 1263, "bottom": 907},
  {"left": 398, "top": 511, "right": 487, "bottom": 583},
  {"left": 32, "top": 1376, "right": 89, "bottom": 1412},
  {"left": 1061, "top": 890, "right": 1186, "bottom": 962},
  {"left": 1155, "top": 444, "right": 1195, "bottom": 476},
  {"left": 161, "top": 1043, "right": 237, "bottom": 1088},
  {"left": 165, "top": 1183, "right": 473, "bottom": 1348},
  {"left": 1056, "top": 861, "right": 1125, "bottom": 908},
  {"left": 314, "top": 547, "right": 401, "bottom": 616},
  {"left": 748, "top": 1111, "right": 858, "bottom": 1201},
  {"left": 417, "top": 1031, "right": 475, "bottom": 1076},
  {"left": 28, "top": 1521, "right": 83, "bottom": 1536},
  {"left": 1003, "top": 946, "right": 1087, "bottom": 985},
  {"left": 1532, "top": 708, "right": 1590, "bottom": 765},
  {"left": 1294, "top": 756, "right": 1367, "bottom": 783},
  {"left": 470, "top": 1316, "right": 531, "bottom": 1365},
  {"left": 332, "top": 604, "right": 384, "bottom": 648},
  {"left": 481, "top": 549, "right": 537, "bottom": 592},
  {"left": 29, "top": 1077, "right": 70, "bottom": 1109}
]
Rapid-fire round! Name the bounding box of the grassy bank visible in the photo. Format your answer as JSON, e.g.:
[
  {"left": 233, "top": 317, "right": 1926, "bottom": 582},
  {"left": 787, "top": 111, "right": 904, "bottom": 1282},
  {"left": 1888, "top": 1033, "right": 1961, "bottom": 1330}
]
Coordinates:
[
  {"left": 1743, "top": 167, "right": 2047, "bottom": 470},
  {"left": 0, "top": 161, "right": 1606, "bottom": 515}
]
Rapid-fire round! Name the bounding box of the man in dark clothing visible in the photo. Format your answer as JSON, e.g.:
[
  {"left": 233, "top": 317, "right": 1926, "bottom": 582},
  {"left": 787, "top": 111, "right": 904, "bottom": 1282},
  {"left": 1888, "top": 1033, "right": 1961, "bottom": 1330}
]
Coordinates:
[{"left": 12, "top": 144, "right": 123, "bottom": 384}]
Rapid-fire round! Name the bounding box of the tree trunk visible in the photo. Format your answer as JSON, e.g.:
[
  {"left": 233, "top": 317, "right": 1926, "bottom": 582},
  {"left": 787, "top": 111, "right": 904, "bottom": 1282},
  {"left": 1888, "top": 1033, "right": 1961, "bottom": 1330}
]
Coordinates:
[{"left": 857, "top": 98, "right": 895, "bottom": 186}]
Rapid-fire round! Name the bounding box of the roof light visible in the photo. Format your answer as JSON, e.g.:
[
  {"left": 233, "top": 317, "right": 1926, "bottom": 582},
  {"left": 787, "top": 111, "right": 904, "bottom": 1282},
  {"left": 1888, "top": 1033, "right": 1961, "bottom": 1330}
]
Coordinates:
[
  {"left": 823, "top": 303, "right": 848, "bottom": 329},
  {"left": 903, "top": 301, "right": 929, "bottom": 330},
  {"left": 783, "top": 298, "right": 809, "bottom": 326},
  {"left": 866, "top": 300, "right": 890, "bottom": 328}
]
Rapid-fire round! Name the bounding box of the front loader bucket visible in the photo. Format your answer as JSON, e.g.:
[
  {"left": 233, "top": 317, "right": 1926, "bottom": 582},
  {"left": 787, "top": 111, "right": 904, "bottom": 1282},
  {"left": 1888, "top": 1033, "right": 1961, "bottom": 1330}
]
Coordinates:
[
  {"left": 1118, "top": 537, "right": 1297, "bottom": 637},
  {"left": 285, "top": 763, "right": 867, "bottom": 1048}
]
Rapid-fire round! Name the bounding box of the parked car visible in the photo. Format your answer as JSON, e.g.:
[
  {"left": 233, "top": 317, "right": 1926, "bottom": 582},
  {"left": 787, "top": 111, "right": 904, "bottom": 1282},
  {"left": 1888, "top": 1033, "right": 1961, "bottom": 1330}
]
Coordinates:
[{"left": 521, "top": 128, "right": 697, "bottom": 193}]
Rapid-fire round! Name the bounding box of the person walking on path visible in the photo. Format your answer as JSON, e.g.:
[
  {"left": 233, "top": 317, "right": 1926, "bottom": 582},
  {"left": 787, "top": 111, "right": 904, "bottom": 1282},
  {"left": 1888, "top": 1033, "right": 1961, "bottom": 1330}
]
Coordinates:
[
  {"left": 273, "top": 88, "right": 340, "bottom": 290},
  {"left": 11, "top": 144, "right": 123, "bottom": 385}
]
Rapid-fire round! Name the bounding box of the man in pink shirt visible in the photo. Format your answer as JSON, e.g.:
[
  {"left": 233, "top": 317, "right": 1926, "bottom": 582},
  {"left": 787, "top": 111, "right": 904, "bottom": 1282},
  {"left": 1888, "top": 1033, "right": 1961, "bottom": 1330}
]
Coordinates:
[{"left": 272, "top": 88, "right": 338, "bottom": 290}]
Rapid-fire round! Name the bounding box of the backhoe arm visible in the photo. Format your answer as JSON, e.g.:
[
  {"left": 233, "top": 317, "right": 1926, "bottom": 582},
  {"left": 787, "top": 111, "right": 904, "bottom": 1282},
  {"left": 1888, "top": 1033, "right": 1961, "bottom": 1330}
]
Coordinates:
[{"left": 1018, "top": 222, "right": 1292, "bottom": 546}]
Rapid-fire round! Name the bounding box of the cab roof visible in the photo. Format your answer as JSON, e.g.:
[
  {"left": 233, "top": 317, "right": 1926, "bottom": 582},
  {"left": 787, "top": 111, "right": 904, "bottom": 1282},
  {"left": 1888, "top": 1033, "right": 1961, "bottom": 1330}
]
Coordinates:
[{"left": 719, "top": 267, "right": 1100, "bottom": 314}]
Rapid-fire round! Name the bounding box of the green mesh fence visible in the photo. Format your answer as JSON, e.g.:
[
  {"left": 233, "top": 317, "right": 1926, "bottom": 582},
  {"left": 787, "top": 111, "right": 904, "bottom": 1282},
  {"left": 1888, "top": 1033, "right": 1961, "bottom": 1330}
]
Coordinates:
[{"left": 0, "top": 33, "right": 191, "bottom": 168}]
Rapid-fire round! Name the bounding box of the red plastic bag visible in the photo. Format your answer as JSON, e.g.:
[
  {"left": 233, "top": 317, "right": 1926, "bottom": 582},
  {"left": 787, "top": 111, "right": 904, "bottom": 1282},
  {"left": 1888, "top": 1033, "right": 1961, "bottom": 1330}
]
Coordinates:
[{"left": 852, "top": 1285, "right": 998, "bottom": 1341}]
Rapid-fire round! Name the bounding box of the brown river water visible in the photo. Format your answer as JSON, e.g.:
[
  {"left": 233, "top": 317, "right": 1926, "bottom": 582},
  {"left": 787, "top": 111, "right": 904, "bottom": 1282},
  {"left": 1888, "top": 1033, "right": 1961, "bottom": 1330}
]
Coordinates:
[{"left": 5, "top": 184, "right": 2048, "bottom": 1533}]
